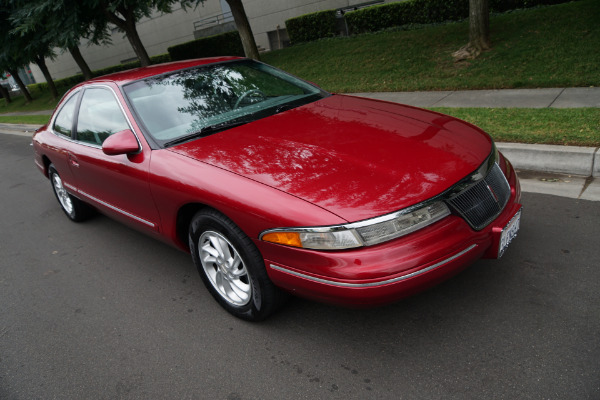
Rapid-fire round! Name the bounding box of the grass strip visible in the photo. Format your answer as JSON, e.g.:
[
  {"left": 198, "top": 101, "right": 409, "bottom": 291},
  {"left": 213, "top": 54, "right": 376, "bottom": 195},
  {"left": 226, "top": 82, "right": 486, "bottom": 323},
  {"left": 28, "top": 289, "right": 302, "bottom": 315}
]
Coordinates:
[
  {"left": 429, "top": 108, "right": 600, "bottom": 147},
  {"left": 0, "top": 88, "right": 66, "bottom": 114},
  {"left": 0, "top": 115, "right": 51, "bottom": 125}
]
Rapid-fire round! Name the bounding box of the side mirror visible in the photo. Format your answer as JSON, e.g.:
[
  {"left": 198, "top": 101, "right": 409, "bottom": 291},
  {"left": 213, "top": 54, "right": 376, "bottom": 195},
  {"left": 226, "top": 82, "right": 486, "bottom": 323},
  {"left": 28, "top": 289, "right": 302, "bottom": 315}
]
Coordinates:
[{"left": 102, "top": 129, "right": 140, "bottom": 156}]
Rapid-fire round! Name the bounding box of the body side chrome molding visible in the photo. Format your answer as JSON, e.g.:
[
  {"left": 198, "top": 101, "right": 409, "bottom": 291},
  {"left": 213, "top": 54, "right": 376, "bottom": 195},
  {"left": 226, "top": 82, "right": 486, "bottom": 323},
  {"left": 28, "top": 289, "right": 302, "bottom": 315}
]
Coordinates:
[
  {"left": 78, "top": 189, "right": 156, "bottom": 228},
  {"left": 269, "top": 244, "right": 478, "bottom": 288}
]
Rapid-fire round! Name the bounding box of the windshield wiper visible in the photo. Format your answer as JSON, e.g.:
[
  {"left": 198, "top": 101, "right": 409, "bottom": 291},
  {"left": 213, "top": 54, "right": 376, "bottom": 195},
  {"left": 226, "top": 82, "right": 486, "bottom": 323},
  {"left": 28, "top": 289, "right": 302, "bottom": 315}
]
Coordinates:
[
  {"left": 274, "top": 103, "right": 298, "bottom": 114},
  {"left": 164, "top": 120, "right": 249, "bottom": 147}
]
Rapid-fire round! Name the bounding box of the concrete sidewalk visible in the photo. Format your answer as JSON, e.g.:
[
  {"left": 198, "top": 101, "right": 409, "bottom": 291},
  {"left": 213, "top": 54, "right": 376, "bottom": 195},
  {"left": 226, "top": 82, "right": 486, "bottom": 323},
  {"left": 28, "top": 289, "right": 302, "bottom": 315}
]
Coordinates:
[{"left": 350, "top": 87, "right": 600, "bottom": 108}]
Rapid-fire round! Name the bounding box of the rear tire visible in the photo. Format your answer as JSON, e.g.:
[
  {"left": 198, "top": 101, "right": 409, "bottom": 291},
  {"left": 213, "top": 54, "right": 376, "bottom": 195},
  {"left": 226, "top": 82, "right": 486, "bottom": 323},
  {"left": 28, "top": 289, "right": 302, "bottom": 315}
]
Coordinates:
[
  {"left": 189, "top": 208, "right": 287, "bottom": 321},
  {"left": 49, "top": 164, "right": 93, "bottom": 222}
]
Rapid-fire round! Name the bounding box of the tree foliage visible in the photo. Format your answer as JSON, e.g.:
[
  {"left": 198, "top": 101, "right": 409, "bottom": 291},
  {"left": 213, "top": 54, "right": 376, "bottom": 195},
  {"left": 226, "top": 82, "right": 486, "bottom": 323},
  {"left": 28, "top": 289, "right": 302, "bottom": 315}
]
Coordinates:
[
  {"left": 0, "top": 3, "right": 34, "bottom": 101},
  {"left": 10, "top": 0, "right": 111, "bottom": 80},
  {"left": 87, "top": 0, "right": 204, "bottom": 66}
]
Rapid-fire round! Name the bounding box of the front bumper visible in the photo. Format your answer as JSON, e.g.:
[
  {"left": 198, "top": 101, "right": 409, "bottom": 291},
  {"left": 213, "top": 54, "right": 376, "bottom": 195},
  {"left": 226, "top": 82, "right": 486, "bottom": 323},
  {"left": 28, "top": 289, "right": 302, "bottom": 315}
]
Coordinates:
[{"left": 256, "top": 156, "right": 522, "bottom": 307}]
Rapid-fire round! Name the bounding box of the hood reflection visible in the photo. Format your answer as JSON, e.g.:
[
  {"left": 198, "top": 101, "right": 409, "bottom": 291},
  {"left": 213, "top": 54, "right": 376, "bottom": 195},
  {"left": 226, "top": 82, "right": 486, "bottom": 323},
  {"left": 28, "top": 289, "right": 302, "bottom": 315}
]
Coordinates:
[{"left": 171, "top": 95, "right": 491, "bottom": 222}]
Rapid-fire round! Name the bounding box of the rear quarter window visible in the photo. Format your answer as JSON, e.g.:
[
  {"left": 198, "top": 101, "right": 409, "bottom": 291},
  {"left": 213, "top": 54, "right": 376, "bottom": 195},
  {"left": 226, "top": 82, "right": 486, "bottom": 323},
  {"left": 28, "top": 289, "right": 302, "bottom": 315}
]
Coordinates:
[{"left": 53, "top": 93, "right": 79, "bottom": 137}]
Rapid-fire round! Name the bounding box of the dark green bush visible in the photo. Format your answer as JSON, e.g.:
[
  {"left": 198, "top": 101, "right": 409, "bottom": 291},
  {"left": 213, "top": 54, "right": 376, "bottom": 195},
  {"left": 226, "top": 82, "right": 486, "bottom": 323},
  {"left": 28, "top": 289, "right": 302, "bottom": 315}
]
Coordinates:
[
  {"left": 346, "top": 0, "right": 575, "bottom": 34},
  {"left": 346, "top": 0, "right": 469, "bottom": 34},
  {"left": 285, "top": 10, "right": 338, "bottom": 44},
  {"left": 26, "top": 53, "right": 172, "bottom": 94},
  {"left": 150, "top": 53, "right": 172, "bottom": 64},
  {"left": 167, "top": 31, "right": 244, "bottom": 61},
  {"left": 490, "top": 0, "right": 574, "bottom": 12},
  {"left": 27, "top": 74, "right": 85, "bottom": 95}
]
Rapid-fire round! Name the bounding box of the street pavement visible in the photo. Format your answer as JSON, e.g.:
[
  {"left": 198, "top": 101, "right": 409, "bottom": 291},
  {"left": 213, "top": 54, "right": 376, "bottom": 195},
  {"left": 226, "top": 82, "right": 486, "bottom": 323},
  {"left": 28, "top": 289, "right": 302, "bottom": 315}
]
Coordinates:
[
  {"left": 1, "top": 87, "right": 599, "bottom": 200},
  {"left": 1, "top": 131, "right": 599, "bottom": 400}
]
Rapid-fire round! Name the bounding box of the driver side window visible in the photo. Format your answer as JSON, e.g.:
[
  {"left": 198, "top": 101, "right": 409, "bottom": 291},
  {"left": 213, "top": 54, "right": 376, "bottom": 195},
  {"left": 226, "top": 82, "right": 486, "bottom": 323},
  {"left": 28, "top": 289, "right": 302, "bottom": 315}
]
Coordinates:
[{"left": 76, "top": 87, "right": 129, "bottom": 146}]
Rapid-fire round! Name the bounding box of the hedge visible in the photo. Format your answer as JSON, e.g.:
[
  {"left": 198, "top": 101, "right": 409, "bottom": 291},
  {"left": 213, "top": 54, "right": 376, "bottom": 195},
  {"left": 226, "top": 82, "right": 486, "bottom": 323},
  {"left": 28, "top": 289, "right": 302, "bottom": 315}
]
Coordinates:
[
  {"left": 167, "top": 31, "right": 244, "bottom": 61},
  {"left": 27, "top": 53, "right": 171, "bottom": 95},
  {"left": 285, "top": 9, "right": 338, "bottom": 44},
  {"left": 346, "top": 0, "right": 576, "bottom": 35}
]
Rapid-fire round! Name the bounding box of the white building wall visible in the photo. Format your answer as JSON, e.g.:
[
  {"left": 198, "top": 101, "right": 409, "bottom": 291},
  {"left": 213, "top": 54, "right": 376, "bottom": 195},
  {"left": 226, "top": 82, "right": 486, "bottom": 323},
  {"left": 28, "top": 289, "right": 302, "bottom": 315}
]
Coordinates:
[{"left": 30, "top": 0, "right": 397, "bottom": 83}]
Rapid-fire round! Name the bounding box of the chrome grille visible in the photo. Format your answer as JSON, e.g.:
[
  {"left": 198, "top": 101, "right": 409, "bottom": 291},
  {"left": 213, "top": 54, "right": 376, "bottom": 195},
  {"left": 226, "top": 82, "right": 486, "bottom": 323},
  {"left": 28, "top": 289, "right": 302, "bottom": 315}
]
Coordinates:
[{"left": 446, "top": 163, "right": 510, "bottom": 230}]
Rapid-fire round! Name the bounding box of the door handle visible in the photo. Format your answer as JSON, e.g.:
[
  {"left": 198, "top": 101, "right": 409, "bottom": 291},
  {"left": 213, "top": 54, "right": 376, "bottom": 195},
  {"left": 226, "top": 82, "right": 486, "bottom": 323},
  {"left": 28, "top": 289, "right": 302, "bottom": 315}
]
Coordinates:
[{"left": 68, "top": 153, "right": 79, "bottom": 168}]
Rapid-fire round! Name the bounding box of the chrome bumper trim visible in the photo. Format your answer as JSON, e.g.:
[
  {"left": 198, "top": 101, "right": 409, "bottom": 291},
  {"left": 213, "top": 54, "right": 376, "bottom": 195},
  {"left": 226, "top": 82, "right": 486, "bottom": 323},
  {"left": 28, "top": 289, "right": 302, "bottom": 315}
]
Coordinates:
[{"left": 269, "top": 244, "right": 478, "bottom": 288}]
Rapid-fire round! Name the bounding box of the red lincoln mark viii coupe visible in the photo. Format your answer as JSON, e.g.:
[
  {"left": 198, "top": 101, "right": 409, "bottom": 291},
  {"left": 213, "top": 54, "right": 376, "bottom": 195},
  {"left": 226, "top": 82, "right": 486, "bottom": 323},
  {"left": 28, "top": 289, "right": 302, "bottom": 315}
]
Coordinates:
[{"left": 33, "top": 57, "right": 522, "bottom": 320}]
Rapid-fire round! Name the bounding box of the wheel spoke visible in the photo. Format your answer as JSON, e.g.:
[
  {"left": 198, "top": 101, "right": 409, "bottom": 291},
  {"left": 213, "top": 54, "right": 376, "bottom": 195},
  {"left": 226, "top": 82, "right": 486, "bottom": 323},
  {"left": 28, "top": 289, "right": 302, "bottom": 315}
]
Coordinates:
[
  {"left": 217, "top": 237, "right": 233, "bottom": 262},
  {"left": 228, "top": 255, "right": 245, "bottom": 276},
  {"left": 209, "top": 235, "right": 226, "bottom": 258},
  {"left": 229, "top": 278, "right": 250, "bottom": 300},
  {"left": 201, "top": 242, "right": 219, "bottom": 261}
]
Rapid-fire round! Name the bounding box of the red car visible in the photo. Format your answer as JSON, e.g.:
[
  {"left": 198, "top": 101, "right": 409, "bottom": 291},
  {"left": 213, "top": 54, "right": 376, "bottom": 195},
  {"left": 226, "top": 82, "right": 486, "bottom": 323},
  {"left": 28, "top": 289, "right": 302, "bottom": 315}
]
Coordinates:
[{"left": 33, "top": 57, "right": 522, "bottom": 320}]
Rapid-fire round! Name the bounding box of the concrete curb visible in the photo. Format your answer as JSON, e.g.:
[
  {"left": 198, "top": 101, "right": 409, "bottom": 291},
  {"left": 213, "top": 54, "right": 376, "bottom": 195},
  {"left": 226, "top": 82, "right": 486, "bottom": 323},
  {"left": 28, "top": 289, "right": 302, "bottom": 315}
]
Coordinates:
[{"left": 496, "top": 143, "right": 599, "bottom": 177}]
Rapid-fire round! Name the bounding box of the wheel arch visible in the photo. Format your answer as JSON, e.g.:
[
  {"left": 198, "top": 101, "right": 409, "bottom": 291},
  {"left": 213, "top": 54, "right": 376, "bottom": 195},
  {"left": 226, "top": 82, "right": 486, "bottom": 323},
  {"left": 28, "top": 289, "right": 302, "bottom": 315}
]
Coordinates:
[
  {"left": 175, "top": 202, "right": 214, "bottom": 251},
  {"left": 41, "top": 155, "right": 52, "bottom": 178}
]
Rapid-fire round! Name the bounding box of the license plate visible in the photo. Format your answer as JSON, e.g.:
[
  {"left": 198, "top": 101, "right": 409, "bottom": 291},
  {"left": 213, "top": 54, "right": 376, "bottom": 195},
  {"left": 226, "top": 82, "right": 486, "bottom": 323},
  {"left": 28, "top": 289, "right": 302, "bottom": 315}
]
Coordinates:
[{"left": 498, "top": 209, "right": 521, "bottom": 258}]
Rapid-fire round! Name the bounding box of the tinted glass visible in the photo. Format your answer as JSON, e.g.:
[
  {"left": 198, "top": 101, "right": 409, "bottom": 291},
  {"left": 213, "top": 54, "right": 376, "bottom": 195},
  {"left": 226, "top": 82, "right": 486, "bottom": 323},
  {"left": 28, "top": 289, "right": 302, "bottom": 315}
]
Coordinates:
[
  {"left": 53, "top": 93, "right": 79, "bottom": 137},
  {"left": 76, "top": 88, "right": 129, "bottom": 145},
  {"left": 123, "top": 60, "right": 327, "bottom": 146}
]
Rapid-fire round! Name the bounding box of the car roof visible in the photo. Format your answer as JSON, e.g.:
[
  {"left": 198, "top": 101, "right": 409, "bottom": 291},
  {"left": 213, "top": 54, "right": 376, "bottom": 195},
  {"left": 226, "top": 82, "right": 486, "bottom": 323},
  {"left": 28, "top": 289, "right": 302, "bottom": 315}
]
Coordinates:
[{"left": 81, "top": 56, "right": 245, "bottom": 87}]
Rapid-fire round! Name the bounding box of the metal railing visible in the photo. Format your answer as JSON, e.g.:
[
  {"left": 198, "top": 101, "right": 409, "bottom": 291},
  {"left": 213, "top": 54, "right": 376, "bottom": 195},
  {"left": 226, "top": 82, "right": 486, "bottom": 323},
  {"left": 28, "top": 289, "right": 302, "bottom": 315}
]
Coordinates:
[
  {"left": 335, "top": 0, "right": 384, "bottom": 16},
  {"left": 193, "top": 11, "right": 234, "bottom": 31}
]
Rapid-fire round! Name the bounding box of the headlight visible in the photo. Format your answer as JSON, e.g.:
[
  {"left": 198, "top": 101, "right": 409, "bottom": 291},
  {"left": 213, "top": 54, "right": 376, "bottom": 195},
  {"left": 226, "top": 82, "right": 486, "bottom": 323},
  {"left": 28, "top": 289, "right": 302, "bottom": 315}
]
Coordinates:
[{"left": 260, "top": 201, "right": 450, "bottom": 250}]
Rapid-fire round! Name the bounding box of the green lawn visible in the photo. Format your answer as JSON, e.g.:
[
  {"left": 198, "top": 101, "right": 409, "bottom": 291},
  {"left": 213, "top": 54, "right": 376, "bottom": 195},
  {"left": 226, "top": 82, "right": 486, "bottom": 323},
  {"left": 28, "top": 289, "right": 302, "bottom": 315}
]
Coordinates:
[
  {"left": 0, "top": 88, "right": 66, "bottom": 114},
  {"left": 262, "top": 0, "right": 599, "bottom": 92},
  {"left": 429, "top": 108, "right": 600, "bottom": 147},
  {"left": 0, "top": 115, "right": 51, "bottom": 125}
]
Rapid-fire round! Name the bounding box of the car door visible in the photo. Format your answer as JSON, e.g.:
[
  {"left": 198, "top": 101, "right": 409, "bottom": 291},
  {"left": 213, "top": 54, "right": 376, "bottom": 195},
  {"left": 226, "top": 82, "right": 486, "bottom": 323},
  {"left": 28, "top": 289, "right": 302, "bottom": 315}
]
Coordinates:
[{"left": 68, "top": 84, "right": 161, "bottom": 233}]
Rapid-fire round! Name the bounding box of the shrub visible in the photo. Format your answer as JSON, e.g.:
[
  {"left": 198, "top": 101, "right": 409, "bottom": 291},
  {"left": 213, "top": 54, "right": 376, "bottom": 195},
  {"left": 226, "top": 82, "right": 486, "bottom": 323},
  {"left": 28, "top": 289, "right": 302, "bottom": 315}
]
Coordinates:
[
  {"left": 26, "top": 53, "right": 172, "bottom": 95},
  {"left": 27, "top": 74, "right": 85, "bottom": 95},
  {"left": 285, "top": 10, "right": 338, "bottom": 44},
  {"left": 490, "top": 0, "right": 574, "bottom": 12},
  {"left": 346, "top": 0, "right": 469, "bottom": 34},
  {"left": 346, "top": 0, "right": 575, "bottom": 34},
  {"left": 167, "top": 31, "right": 244, "bottom": 61},
  {"left": 150, "top": 52, "right": 172, "bottom": 64}
]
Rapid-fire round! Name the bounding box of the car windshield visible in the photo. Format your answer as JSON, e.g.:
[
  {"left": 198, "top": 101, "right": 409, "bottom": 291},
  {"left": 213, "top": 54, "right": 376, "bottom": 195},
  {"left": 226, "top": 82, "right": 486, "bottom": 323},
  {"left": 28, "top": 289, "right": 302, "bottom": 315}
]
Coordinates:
[{"left": 123, "top": 59, "right": 328, "bottom": 147}]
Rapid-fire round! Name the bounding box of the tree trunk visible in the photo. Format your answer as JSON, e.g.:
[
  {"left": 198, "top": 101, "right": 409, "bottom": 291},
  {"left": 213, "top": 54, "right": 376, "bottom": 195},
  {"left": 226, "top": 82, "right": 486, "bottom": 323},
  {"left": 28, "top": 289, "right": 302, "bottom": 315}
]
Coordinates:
[
  {"left": 123, "top": 19, "right": 151, "bottom": 66},
  {"left": 0, "top": 84, "right": 11, "bottom": 104},
  {"left": 7, "top": 68, "right": 33, "bottom": 103},
  {"left": 226, "top": 0, "right": 260, "bottom": 60},
  {"left": 69, "top": 46, "right": 93, "bottom": 80},
  {"left": 453, "top": 0, "right": 490, "bottom": 61},
  {"left": 469, "top": 0, "right": 490, "bottom": 51},
  {"left": 105, "top": 9, "right": 151, "bottom": 67},
  {"left": 35, "top": 55, "right": 59, "bottom": 100}
]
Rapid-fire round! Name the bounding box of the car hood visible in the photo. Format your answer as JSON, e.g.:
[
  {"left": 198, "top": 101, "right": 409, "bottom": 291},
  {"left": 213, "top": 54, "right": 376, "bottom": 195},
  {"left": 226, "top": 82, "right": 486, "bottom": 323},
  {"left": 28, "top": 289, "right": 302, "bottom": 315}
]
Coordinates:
[{"left": 168, "top": 94, "right": 492, "bottom": 222}]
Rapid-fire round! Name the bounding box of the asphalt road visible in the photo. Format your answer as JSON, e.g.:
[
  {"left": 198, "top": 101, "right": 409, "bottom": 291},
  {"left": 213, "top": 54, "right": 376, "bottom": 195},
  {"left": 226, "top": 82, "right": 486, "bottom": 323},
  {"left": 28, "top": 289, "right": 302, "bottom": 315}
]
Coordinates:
[{"left": 1, "top": 133, "right": 599, "bottom": 400}]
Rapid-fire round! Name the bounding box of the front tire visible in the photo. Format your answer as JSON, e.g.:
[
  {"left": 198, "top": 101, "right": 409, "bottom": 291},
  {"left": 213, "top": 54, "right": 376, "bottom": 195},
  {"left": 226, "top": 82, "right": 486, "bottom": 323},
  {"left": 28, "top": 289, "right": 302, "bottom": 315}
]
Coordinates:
[
  {"left": 189, "top": 209, "right": 287, "bottom": 321},
  {"left": 49, "top": 164, "right": 93, "bottom": 222}
]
